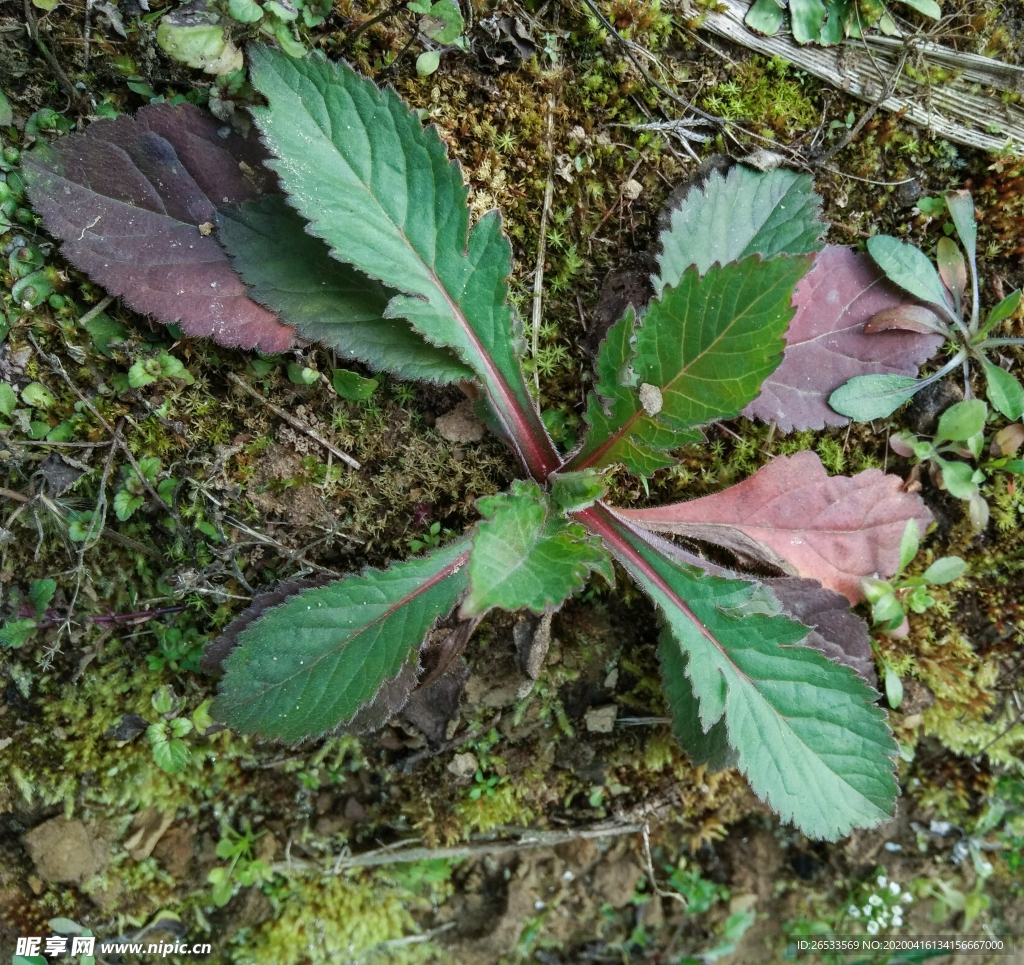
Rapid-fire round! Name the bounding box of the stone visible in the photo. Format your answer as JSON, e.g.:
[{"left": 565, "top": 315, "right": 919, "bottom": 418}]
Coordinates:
[
  {"left": 435, "top": 400, "right": 486, "bottom": 443},
  {"left": 584, "top": 705, "right": 617, "bottom": 734},
  {"left": 152, "top": 825, "right": 195, "bottom": 878},
  {"left": 23, "top": 816, "right": 108, "bottom": 884},
  {"left": 593, "top": 855, "right": 642, "bottom": 909},
  {"left": 124, "top": 807, "right": 175, "bottom": 861},
  {"left": 447, "top": 752, "right": 479, "bottom": 779}
]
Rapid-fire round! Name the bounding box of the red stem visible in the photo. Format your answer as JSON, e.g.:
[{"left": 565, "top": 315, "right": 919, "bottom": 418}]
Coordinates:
[{"left": 575, "top": 502, "right": 720, "bottom": 649}]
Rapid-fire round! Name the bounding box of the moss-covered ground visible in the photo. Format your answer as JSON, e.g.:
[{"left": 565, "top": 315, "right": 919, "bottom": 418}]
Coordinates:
[{"left": 1, "top": 0, "right": 1024, "bottom": 961}]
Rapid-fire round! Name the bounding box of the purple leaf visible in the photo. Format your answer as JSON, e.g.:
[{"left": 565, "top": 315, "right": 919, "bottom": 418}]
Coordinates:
[
  {"left": 743, "top": 246, "right": 943, "bottom": 432},
  {"left": 24, "top": 103, "right": 294, "bottom": 352},
  {"left": 616, "top": 450, "right": 933, "bottom": 604},
  {"left": 764, "top": 577, "right": 877, "bottom": 688}
]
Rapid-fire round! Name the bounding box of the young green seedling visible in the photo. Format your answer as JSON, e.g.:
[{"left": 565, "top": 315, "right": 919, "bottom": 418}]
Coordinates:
[{"left": 830, "top": 191, "right": 1024, "bottom": 423}]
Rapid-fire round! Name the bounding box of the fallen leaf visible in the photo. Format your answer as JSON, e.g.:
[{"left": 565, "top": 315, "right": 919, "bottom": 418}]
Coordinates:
[
  {"left": 24, "top": 103, "right": 294, "bottom": 352},
  {"left": 743, "top": 246, "right": 943, "bottom": 432},
  {"left": 615, "top": 450, "right": 933, "bottom": 603}
]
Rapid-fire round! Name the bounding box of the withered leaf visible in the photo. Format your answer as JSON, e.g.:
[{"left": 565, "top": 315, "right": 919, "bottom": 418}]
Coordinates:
[
  {"left": 24, "top": 103, "right": 294, "bottom": 352},
  {"left": 743, "top": 246, "right": 943, "bottom": 432},
  {"left": 616, "top": 450, "right": 933, "bottom": 603}
]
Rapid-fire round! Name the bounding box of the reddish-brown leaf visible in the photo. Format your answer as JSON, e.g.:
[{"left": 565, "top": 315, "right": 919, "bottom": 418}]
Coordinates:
[
  {"left": 615, "top": 450, "right": 933, "bottom": 603},
  {"left": 862, "top": 305, "right": 946, "bottom": 335},
  {"left": 23, "top": 103, "right": 294, "bottom": 352},
  {"left": 743, "top": 246, "right": 943, "bottom": 432}
]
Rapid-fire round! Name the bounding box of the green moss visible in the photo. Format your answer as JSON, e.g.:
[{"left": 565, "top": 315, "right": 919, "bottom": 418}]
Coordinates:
[
  {"left": 234, "top": 874, "right": 443, "bottom": 965},
  {"left": 702, "top": 56, "right": 818, "bottom": 138}
]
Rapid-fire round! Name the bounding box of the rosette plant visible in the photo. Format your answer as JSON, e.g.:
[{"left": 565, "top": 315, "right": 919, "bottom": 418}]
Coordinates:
[{"left": 24, "top": 46, "right": 937, "bottom": 840}]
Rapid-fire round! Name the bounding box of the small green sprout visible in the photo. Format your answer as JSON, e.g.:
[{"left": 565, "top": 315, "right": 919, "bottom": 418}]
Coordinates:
[
  {"left": 862, "top": 519, "right": 966, "bottom": 644},
  {"left": 207, "top": 822, "right": 273, "bottom": 907}
]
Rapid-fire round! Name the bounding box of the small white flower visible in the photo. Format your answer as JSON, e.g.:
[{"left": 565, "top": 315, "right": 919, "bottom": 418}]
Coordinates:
[
  {"left": 892, "top": 912, "right": 903, "bottom": 925},
  {"left": 869, "top": 894, "right": 884, "bottom": 907},
  {"left": 901, "top": 893, "right": 913, "bottom": 904},
  {"left": 877, "top": 876, "right": 888, "bottom": 888},
  {"left": 889, "top": 881, "right": 901, "bottom": 895},
  {"left": 866, "top": 920, "right": 880, "bottom": 935},
  {"left": 862, "top": 905, "right": 873, "bottom": 916},
  {"left": 848, "top": 906, "right": 861, "bottom": 917}
]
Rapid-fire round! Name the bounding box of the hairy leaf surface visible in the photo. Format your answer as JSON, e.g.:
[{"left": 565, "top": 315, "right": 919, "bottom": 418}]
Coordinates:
[
  {"left": 659, "top": 632, "right": 736, "bottom": 771},
  {"left": 584, "top": 506, "right": 898, "bottom": 840},
  {"left": 23, "top": 103, "right": 294, "bottom": 352},
  {"left": 462, "top": 482, "right": 612, "bottom": 616},
  {"left": 744, "top": 246, "right": 944, "bottom": 431},
  {"left": 655, "top": 164, "right": 824, "bottom": 294},
  {"left": 616, "top": 451, "right": 932, "bottom": 603},
  {"left": 570, "top": 256, "right": 810, "bottom": 476},
  {"left": 644, "top": 531, "right": 877, "bottom": 686},
  {"left": 247, "top": 47, "right": 556, "bottom": 476},
  {"left": 213, "top": 541, "right": 469, "bottom": 740},
  {"left": 218, "top": 195, "right": 470, "bottom": 382}
]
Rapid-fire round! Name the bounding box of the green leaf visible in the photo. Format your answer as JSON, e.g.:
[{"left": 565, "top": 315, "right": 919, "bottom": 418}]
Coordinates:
[
  {"left": 934, "top": 457, "right": 978, "bottom": 499},
  {"left": 286, "top": 362, "right": 319, "bottom": 385},
  {"left": 982, "top": 359, "right": 1024, "bottom": 420},
  {"left": 156, "top": 21, "right": 243, "bottom": 75},
  {"left": 0, "top": 381, "right": 17, "bottom": 417},
  {"left": 866, "top": 235, "right": 949, "bottom": 308},
  {"left": 935, "top": 398, "right": 987, "bottom": 443},
  {"left": 29, "top": 578, "right": 56, "bottom": 618},
  {"left": 655, "top": 165, "right": 823, "bottom": 294},
  {"left": 128, "top": 358, "right": 160, "bottom": 388},
  {"left": 550, "top": 469, "right": 608, "bottom": 513},
  {"left": 0, "top": 618, "right": 37, "bottom": 649},
  {"left": 151, "top": 685, "right": 174, "bottom": 714},
  {"left": 610, "top": 518, "right": 897, "bottom": 840},
  {"left": 818, "top": 0, "right": 851, "bottom": 44},
  {"left": 790, "top": 0, "right": 828, "bottom": 43},
  {"left": 214, "top": 540, "right": 470, "bottom": 740},
  {"left": 884, "top": 665, "right": 903, "bottom": 709},
  {"left": 211, "top": 877, "right": 234, "bottom": 907},
  {"left": 572, "top": 256, "right": 810, "bottom": 476},
  {"left": 151, "top": 736, "right": 191, "bottom": 773},
  {"left": 418, "top": 0, "right": 463, "bottom": 43},
  {"left": 332, "top": 368, "right": 378, "bottom": 400},
  {"left": 744, "top": 0, "right": 784, "bottom": 35},
  {"left": 113, "top": 489, "right": 144, "bottom": 521},
  {"left": 21, "top": 382, "right": 56, "bottom": 409},
  {"left": 897, "top": 519, "right": 919, "bottom": 574},
  {"left": 829, "top": 373, "right": 921, "bottom": 421},
  {"left": 415, "top": 51, "right": 441, "bottom": 77},
  {"left": 944, "top": 190, "right": 976, "bottom": 270},
  {"left": 170, "top": 716, "right": 194, "bottom": 738},
  {"left": 228, "top": 0, "right": 264, "bottom": 22},
  {"left": 247, "top": 48, "right": 553, "bottom": 475},
  {"left": 872, "top": 592, "right": 904, "bottom": 627},
  {"left": 978, "top": 289, "right": 1021, "bottom": 339},
  {"left": 922, "top": 556, "right": 966, "bottom": 584},
  {"left": 462, "top": 481, "right": 612, "bottom": 616},
  {"left": 935, "top": 237, "right": 966, "bottom": 309},
  {"left": 659, "top": 630, "right": 736, "bottom": 770},
  {"left": 156, "top": 351, "right": 194, "bottom": 383},
  {"left": 218, "top": 196, "right": 469, "bottom": 383},
  {"left": 900, "top": 0, "right": 940, "bottom": 14},
  {"left": 192, "top": 698, "right": 214, "bottom": 733}
]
